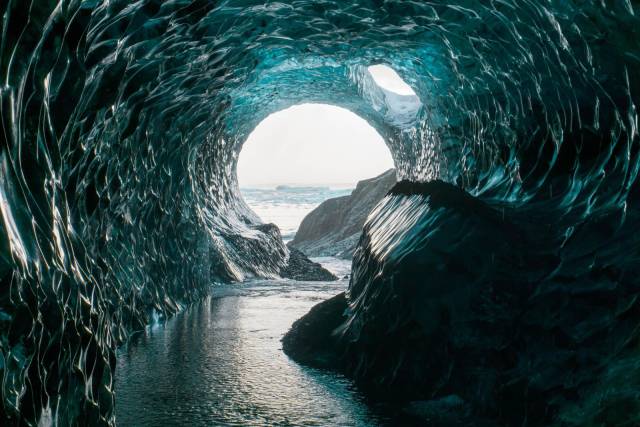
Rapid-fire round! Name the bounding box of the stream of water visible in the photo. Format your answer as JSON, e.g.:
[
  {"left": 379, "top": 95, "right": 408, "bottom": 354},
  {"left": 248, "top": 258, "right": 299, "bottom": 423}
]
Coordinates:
[{"left": 114, "top": 259, "right": 417, "bottom": 426}]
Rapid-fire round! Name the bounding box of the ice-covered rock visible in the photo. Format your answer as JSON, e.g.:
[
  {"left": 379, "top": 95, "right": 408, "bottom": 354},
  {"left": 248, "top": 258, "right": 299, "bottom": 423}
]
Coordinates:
[
  {"left": 285, "top": 179, "right": 640, "bottom": 425},
  {"left": 246, "top": 223, "right": 336, "bottom": 281},
  {"left": 280, "top": 247, "right": 337, "bottom": 281},
  {"left": 281, "top": 292, "right": 347, "bottom": 368}
]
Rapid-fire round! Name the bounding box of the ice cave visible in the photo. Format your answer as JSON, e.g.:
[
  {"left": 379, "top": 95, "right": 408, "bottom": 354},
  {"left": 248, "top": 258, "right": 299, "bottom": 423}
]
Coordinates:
[{"left": 1, "top": 1, "right": 639, "bottom": 425}]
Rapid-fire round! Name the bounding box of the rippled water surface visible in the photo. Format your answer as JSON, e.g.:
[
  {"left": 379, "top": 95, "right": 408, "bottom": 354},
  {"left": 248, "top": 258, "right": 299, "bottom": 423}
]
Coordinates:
[
  {"left": 115, "top": 263, "right": 399, "bottom": 426},
  {"left": 240, "top": 186, "right": 353, "bottom": 240}
]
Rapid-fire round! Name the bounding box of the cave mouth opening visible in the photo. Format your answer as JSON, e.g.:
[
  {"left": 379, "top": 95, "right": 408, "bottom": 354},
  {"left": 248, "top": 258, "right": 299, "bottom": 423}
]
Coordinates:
[{"left": 236, "top": 103, "right": 395, "bottom": 244}]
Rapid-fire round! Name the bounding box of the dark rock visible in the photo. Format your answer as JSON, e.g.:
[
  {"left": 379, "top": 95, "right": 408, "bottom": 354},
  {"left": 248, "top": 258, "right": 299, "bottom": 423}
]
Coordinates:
[
  {"left": 403, "top": 396, "right": 473, "bottom": 426},
  {"left": 289, "top": 169, "right": 396, "bottom": 259},
  {"left": 284, "top": 179, "right": 640, "bottom": 426},
  {"left": 282, "top": 292, "right": 347, "bottom": 368},
  {"left": 279, "top": 247, "right": 337, "bottom": 281}
]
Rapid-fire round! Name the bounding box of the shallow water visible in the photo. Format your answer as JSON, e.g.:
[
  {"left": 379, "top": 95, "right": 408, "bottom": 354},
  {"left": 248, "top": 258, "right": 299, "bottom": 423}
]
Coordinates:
[{"left": 114, "top": 273, "right": 398, "bottom": 426}]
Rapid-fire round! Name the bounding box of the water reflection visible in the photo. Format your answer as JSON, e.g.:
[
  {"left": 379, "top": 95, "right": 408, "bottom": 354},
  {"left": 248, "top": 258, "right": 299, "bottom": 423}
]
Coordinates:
[{"left": 115, "top": 280, "right": 391, "bottom": 426}]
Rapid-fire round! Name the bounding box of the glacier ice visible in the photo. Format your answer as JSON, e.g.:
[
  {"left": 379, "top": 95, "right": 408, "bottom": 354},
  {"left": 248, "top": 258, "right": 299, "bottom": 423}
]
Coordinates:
[{"left": 0, "top": 0, "right": 638, "bottom": 425}]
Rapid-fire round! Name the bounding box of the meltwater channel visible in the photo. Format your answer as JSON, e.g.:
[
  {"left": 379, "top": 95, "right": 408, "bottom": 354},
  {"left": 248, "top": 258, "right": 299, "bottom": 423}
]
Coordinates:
[
  {"left": 115, "top": 188, "right": 400, "bottom": 426},
  {"left": 114, "top": 261, "right": 414, "bottom": 426}
]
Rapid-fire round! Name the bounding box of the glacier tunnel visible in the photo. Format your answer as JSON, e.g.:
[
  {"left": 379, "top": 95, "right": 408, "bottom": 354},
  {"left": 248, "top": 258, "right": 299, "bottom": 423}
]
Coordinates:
[{"left": 1, "top": 0, "right": 639, "bottom": 425}]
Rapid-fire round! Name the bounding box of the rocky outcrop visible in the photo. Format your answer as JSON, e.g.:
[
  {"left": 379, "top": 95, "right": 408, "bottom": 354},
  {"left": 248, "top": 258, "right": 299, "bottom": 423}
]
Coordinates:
[
  {"left": 284, "top": 179, "right": 640, "bottom": 426},
  {"left": 280, "top": 247, "right": 337, "bottom": 281},
  {"left": 289, "top": 169, "right": 396, "bottom": 259},
  {"left": 247, "top": 222, "right": 336, "bottom": 281},
  {"left": 281, "top": 292, "right": 347, "bottom": 367}
]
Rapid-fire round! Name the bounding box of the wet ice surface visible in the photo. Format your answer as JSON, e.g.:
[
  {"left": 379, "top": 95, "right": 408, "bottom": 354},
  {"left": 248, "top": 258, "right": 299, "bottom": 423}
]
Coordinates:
[{"left": 114, "top": 267, "right": 400, "bottom": 426}]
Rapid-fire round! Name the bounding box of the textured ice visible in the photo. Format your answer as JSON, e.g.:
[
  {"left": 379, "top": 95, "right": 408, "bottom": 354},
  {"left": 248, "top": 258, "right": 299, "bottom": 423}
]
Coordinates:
[
  {"left": 0, "top": 0, "right": 638, "bottom": 425},
  {"left": 341, "top": 180, "right": 640, "bottom": 424}
]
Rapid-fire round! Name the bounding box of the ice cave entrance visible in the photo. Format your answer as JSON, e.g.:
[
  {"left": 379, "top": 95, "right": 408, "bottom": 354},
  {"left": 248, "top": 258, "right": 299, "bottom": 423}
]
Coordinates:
[{"left": 237, "top": 103, "right": 394, "bottom": 241}]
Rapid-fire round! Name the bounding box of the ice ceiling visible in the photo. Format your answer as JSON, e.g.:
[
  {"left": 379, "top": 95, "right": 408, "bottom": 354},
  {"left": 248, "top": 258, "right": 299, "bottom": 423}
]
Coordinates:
[{"left": 0, "top": 0, "right": 638, "bottom": 425}]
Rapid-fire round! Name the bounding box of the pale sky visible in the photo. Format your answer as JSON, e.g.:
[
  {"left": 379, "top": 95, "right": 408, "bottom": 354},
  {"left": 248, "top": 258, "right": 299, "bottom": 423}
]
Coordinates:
[
  {"left": 237, "top": 104, "right": 394, "bottom": 187},
  {"left": 236, "top": 65, "right": 413, "bottom": 187}
]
